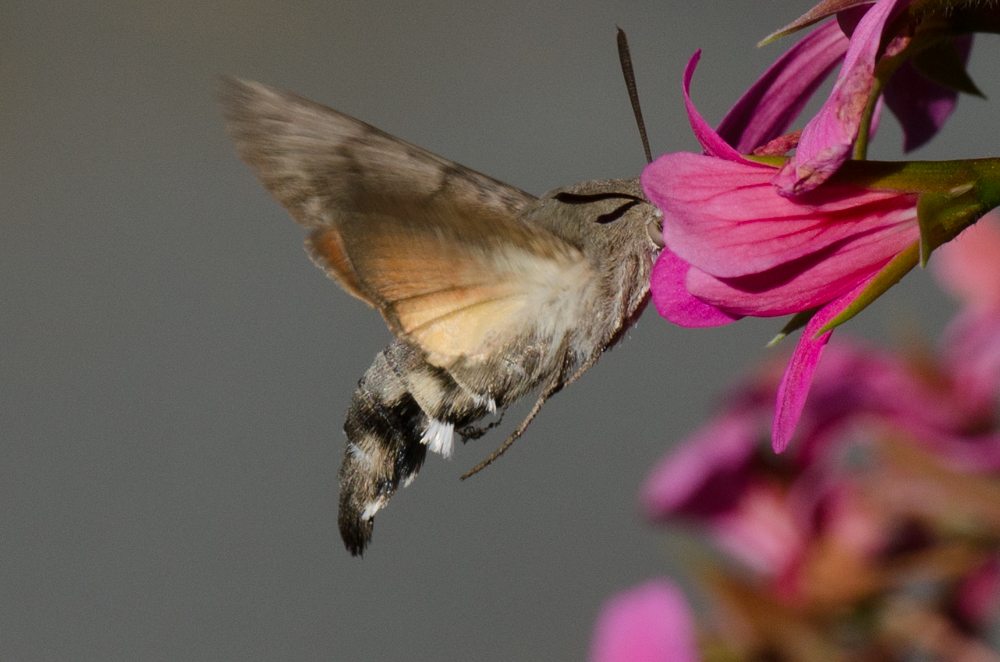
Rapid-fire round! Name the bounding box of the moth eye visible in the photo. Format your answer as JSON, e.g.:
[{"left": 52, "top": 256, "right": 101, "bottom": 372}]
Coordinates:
[
  {"left": 647, "top": 213, "right": 664, "bottom": 248},
  {"left": 595, "top": 200, "right": 640, "bottom": 224}
]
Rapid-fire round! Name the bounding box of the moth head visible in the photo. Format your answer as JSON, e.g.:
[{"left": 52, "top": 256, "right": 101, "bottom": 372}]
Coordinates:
[{"left": 537, "top": 177, "right": 664, "bottom": 260}]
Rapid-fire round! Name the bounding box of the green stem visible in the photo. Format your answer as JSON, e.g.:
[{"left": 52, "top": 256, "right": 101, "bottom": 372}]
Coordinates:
[
  {"left": 854, "top": 46, "right": 911, "bottom": 161},
  {"left": 828, "top": 157, "right": 1000, "bottom": 195},
  {"left": 853, "top": 83, "right": 882, "bottom": 161}
]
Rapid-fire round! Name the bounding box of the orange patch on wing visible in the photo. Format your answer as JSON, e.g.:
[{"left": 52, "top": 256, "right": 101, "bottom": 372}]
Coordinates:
[{"left": 308, "top": 228, "right": 375, "bottom": 305}]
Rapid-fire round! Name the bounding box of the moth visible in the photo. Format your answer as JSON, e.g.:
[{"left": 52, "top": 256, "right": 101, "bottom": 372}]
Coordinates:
[{"left": 220, "top": 77, "right": 663, "bottom": 555}]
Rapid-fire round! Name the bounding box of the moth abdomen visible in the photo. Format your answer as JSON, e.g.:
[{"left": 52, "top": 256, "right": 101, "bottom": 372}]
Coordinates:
[
  {"left": 387, "top": 345, "right": 497, "bottom": 426},
  {"left": 338, "top": 341, "right": 494, "bottom": 555},
  {"left": 339, "top": 349, "right": 428, "bottom": 556}
]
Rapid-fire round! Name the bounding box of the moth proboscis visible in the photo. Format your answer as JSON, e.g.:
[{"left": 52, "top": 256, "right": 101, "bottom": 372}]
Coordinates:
[{"left": 220, "top": 77, "right": 664, "bottom": 555}]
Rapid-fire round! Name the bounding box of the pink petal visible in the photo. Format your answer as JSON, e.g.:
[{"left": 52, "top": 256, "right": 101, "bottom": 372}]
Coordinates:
[
  {"left": 717, "top": 20, "right": 849, "bottom": 153},
  {"left": 683, "top": 216, "right": 917, "bottom": 316},
  {"left": 884, "top": 35, "right": 973, "bottom": 152},
  {"left": 649, "top": 250, "right": 743, "bottom": 327},
  {"left": 643, "top": 152, "right": 919, "bottom": 279},
  {"left": 590, "top": 580, "right": 700, "bottom": 662},
  {"left": 937, "top": 217, "right": 1000, "bottom": 409},
  {"left": 710, "top": 485, "right": 804, "bottom": 577},
  {"left": 641, "top": 414, "right": 759, "bottom": 520},
  {"left": 774, "top": 0, "right": 914, "bottom": 195},
  {"left": 681, "top": 51, "right": 744, "bottom": 162},
  {"left": 772, "top": 277, "right": 875, "bottom": 452}
]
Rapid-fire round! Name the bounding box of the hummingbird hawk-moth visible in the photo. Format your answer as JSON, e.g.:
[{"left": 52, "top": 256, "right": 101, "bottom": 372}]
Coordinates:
[{"left": 220, "top": 77, "right": 663, "bottom": 555}]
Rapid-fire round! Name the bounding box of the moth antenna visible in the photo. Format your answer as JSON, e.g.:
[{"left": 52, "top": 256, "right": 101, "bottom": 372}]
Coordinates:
[
  {"left": 616, "top": 27, "right": 652, "bottom": 164},
  {"left": 461, "top": 347, "right": 603, "bottom": 479}
]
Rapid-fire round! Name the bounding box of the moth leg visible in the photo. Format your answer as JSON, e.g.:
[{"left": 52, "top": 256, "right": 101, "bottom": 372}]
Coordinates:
[
  {"left": 558, "top": 350, "right": 603, "bottom": 390},
  {"left": 460, "top": 385, "right": 559, "bottom": 479},
  {"left": 457, "top": 406, "right": 507, "bottom": 441},
  {"left": 460, "top": 344, "right": 603, "bottom": 479}
]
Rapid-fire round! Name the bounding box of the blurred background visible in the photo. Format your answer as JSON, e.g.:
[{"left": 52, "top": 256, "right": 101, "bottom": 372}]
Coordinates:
[{"left": 3, "top": 1, "right": 997, "bottom": 659}]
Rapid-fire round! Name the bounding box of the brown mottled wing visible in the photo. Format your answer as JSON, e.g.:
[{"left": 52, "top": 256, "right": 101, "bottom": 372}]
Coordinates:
[{"left": 220, "top": 77, "right": 591, "bottom": 365}]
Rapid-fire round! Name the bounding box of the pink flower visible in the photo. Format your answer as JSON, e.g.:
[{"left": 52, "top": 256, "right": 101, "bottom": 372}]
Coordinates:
[
  {"left": 934, "top": 212, "right": 1000, "bottom": 313},
  {"left": 590, "top": 580, "right": 699, "bottom": 662},
  {"left": 934, "top": 212, "right": 1000, "bottom": 418},
  {"left": 710, "top": 482, "right": 806, "bottom": 578},
  {"left": 641, "top": 337, "right": 1000, "bottom": 583},
  {"left": 640, "top": 358, "right": 805, "bottom": 578},
  {"left": 774, "top": 0, "right": 914, "bottom": 195},
  {"left": 641, "top": 414, "right": 761, "bottom": 520},
  {"left": 643, "top": 51, "right": 921, "bottom": 451},
  {"left": 774, "top": 0, "right": 981, "bottom": 194}
]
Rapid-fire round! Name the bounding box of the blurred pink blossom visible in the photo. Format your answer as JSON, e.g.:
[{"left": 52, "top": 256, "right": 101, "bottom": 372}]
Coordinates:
[
  {"left": 956, "top": 557, "right": 1000, "bottom": 629},
  {"left": 590, "top": 580, "right": 699, "bottom": 662},
  {"left": 642, "top": 334, "right": 1000, "bottom": 591},
  {"left": 933, "top": 212, "right": 1000, "bottom": 436},
  {"left": 935, "top": 212, "right": 1000, "bottom": 312}
]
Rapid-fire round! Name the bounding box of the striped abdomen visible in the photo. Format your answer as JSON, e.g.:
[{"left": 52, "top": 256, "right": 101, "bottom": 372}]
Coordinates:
[{"left": 338, "top": 341, "right": 494, "bottom": 555}]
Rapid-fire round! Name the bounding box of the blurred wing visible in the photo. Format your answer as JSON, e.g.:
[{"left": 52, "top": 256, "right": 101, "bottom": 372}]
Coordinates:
[{"left": 220, "top": 78, "right": 591, "bottom": 365}]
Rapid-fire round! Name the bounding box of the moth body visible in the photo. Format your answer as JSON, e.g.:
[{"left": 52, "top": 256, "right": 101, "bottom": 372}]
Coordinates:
[{"left": 220, "top": 78, "right": 663, "bottom": 555}]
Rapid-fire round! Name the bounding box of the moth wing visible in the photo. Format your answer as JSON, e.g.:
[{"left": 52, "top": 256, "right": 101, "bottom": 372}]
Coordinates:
[{"left": 220, "top": 78, "right": 592, "bottom": 365}]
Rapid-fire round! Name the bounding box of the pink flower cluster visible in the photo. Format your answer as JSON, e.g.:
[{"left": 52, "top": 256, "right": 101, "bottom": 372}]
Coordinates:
[
  {"left": 644, "top": 0, "right": 993, "bottom": 451},
  {"left": 590, "top": 0, "right": 1000, "bottom": 654},
  {"left": 591, "top": 215, "right": 1000, "bottom": 660}
]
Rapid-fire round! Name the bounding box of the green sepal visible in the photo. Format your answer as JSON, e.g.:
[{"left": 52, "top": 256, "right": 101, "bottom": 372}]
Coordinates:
[
  {"left": 911, "top": 39, "right": 984, "bottom": 97},
  {"left": 916, "top": 187, "right": 978, "bottom": 266},
  {"left": 763, "top": 0, "right": 1000, "bottom": 49},
  {"left": 743, "top": 154, "right": 788, "bottom": 168},
  {"left": 816, "top": 243, "right": 920, "bottom": 337},
  {"left": 917, "top": 192, "right": 947, "bottom": 267},
  {"left": 914, "top": 163, "right": 1000, "bottom": 264},
  {"left": 947, "top": 4, "right": 1000, "bottom": 35},
  {"left": 758, "top": 0, "right": 869, "bottom": 46},
  {"left": 768, "top": 308, "right": 819, "bottom": 347},
  {"left": 910, "top": 0, "right": 1000, "bottom": 25}
]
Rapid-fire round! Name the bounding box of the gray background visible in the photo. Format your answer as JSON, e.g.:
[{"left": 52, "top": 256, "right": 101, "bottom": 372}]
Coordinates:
[{"left": 3, "top": 1, "right": 995, "bottom": 660}]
